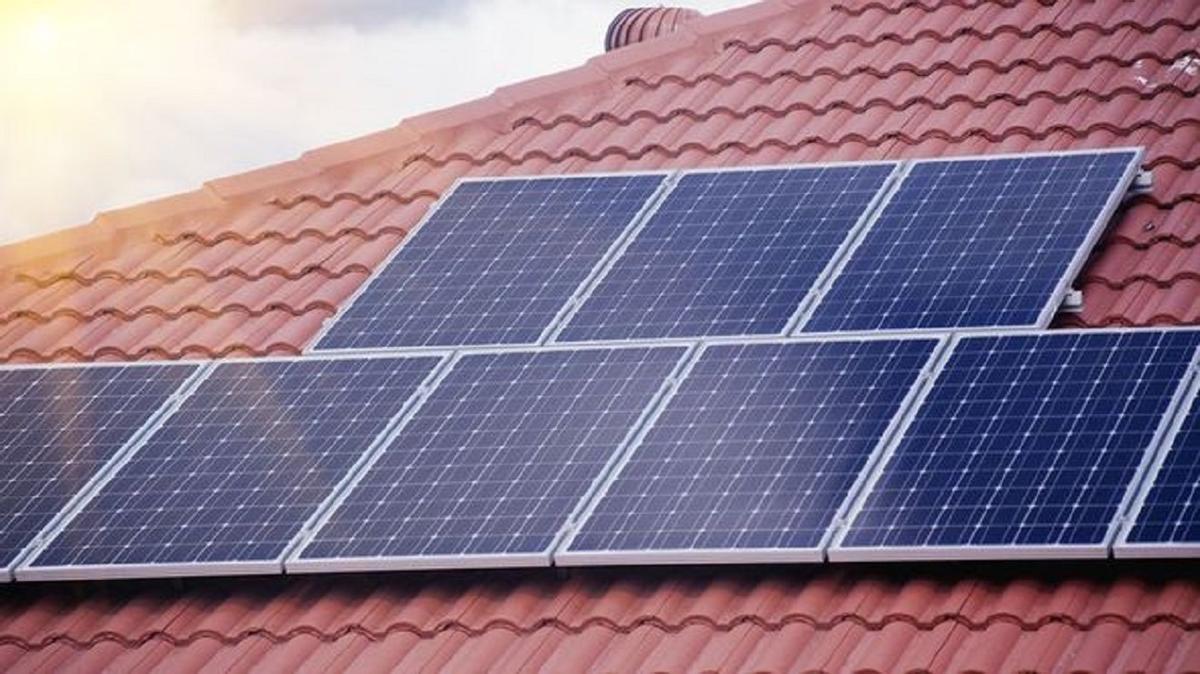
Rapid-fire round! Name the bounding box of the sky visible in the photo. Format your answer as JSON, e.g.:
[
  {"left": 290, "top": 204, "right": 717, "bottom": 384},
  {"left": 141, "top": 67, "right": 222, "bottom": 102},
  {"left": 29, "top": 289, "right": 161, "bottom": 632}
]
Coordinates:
[{"left": 0, "top": 0, "right": 747, "bottom": 244}]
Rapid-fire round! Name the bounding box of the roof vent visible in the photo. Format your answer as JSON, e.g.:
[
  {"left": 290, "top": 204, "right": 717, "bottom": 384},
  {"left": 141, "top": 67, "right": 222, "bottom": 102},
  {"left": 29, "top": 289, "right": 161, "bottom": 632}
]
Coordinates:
[{"left": 605, "top": 7, "right": 703, "bottom": 52}]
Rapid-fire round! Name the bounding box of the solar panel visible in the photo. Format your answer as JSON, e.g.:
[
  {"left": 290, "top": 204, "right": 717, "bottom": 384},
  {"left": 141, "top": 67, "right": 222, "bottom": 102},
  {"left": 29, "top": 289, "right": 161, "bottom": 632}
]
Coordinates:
[
  {"left": 553, "top": 163, "right": 896, "bottom": 342},
  {"left": 0, "top": 363, "right": 199, "bottom": 579},
  {"left": 21, "top": 355, "right": 442, "bottom": 581},
  {"left": 831, "top": 330, "right": 1200, "bottom": 561},
  {"left": 313, "top": 173, "right": 667, "bottom": 350},
  {"left": 290, "top": 345, "right": 687, "bottom": 572},
  {"left": 558, "top": 337, "right": 941, "bottom": 565},
  {"left": 1117, "top": 369, "right": 1200, "bottom": 557},
  {"left": 802, "top": 149, "right": 1142, "bottom": 333}
]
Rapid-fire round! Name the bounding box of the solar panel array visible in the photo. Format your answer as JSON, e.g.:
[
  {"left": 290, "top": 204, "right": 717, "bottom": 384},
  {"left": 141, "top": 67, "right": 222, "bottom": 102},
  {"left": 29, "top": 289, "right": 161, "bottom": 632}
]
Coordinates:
[
  {"left": 1119, "top": 380, "right": 1200, "bottom": 555},
  {"left": 293, "top": 346, "right": 685, "bottom": 570},
  {"left": 803, "top": 150, "right": 1139, "bottom": 333},
  {"left": 832, "top": 330, "right": 1200, "bottom": 560},
  {"left": 560, "top": 338, "right": 939, "bottom": 564},
  {"left": 555, "top": 163, "right": 895, "bottom": 342},
  {"left": 24, "top": 356, "right": 441, "bottom": 579},
  {"left": 13, "top": 147, "right": 1198, "bottom": 582},
  {"left": 0, "top": 364, "right": 198, "bottom": 576},
  {"left": 314, "top": 174, "right": 667, "bottom": 350}
]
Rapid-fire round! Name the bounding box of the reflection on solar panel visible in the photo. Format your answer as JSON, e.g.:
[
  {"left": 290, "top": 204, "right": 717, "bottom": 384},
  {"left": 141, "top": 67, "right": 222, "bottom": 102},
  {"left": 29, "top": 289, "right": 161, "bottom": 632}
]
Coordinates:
[
  {"left": 555, "top": 163, "right": 895, "bottom": 342},
  {"left": 292, "top": 346, "right": 686, "bottom": 571},
  {"left": 803, "top": 149, "right": 1141, "bottom": 333},
  {"left": 1119, "top": 375, "right": 1200, "bottom": 556},
  {"left": 559, "top": 338, "right": 939, "bottom": 565},
  {"left": 23, "top": 356, "right": 441, "bottom": 580},
  {"left": 314, "top": 174, "right": 666, "bottom": 350},
  {"left": 0, "top": 364, "right": 197, "bottom": 576},
  {"left": 833, "top": 330, "right": 1200, "bottom": 561}
]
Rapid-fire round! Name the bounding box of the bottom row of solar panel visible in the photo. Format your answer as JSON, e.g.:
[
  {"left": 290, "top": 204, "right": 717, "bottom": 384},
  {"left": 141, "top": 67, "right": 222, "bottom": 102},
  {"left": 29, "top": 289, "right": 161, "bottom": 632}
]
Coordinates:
[
  {"left": 290, "top": 346, "right": 687, "bottom": 571},
  {"left": 558, "top": 337, "right": 940, "bottom": 564},
  {"left": 23, "top": 356, "right": 444, "bottom": 580},
  {"left": 830, "top": 329, "right": 1200, "bottom": 561},
  {"left": 10, "top": 329, "right": 1200, "bottom": 581},
  {"left": 0, "top": 363, "right": 199, "bottom": 579}
]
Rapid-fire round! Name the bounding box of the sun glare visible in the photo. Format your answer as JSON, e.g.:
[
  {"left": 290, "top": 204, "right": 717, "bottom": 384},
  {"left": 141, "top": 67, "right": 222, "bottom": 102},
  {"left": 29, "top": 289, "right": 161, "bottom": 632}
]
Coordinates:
[{"left": 24, "top": 15, "right": 60, "bottom": 53}]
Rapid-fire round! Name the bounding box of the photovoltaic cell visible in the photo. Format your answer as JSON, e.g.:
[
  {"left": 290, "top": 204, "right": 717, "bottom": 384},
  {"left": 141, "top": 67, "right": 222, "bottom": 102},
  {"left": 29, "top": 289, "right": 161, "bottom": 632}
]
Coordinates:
[
  {"left": 1122, "top": 379, "right": 1200, "bottom": 551},
  {"left": 0, "top": 364, "right": 197, "bottom": 572},
  {"left": 835, "top": 330, "right": 1200, "bottom": 558},
  {"left": 556, "top": 163, "right": 895, "bottom": 342},
  {"left": 27, "top": 356, "right": 440, "bottom": 574},
  {"left": 314, "top": 174, "right": 666, "bottom": 350},
  {"left": 804, "top": 150, "right": 1140, "bottom": 333},
  {"left": 295, "top": 346, "right": 686, "bottom": 568},
  {"left": 561, "top": 338, "right": 939, "bottom": 563}
]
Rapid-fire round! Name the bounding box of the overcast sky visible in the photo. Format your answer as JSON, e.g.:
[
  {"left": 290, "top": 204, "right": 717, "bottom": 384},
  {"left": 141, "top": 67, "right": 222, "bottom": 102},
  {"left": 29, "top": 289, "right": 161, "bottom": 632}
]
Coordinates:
[{"left": 0, "top": 0, "right": 747, "bottom": 244}]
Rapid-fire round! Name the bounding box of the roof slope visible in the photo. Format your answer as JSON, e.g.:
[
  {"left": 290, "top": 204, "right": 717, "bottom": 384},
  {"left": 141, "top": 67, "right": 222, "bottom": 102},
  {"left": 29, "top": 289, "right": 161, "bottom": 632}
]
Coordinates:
[
  {"left": 1, "top": 0, "right": 1199, "bottom": 671},
  {"left": 0, "top": 0, "right": 1196, "bottom": 363}
]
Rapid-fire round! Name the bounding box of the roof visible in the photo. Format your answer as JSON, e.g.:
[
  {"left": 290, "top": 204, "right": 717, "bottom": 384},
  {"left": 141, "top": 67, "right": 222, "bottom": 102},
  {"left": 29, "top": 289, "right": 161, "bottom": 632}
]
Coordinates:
[
  {"left": 2, "top": 562, "right": 1199, "bottom": 673},
  {"left": 0, "top": 0, "right": 1198, "bottom": 671}
]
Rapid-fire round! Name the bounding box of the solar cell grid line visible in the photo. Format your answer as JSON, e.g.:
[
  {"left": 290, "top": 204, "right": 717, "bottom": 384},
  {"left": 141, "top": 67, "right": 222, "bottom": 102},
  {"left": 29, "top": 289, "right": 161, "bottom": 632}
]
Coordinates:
[
  {"left": 19, "top": 354, "right": 445, "bottom": 581},
  {"left": 0, "top": 362, "right": 202, "bottom": 580},
  {"left": 555, "top": 335, "right": 944, "bottom": 566},
  {"left": 289, "top": 344, "right": 690, "bottom": 573},
  {"left": 551, "top": 162, "right": 898, "bottom": 343},
  {"left": 829, "top": 329, "right": 1200, "bottom": 562},
  {"left": 1116, "top": 358, "right": 1200, "bottom": 558},
  {"left": 800, "top": 148, "right": 1143, "bottom": 334},
  {"left": 311, "top": 172, "right": 670, "bottom": 351}
]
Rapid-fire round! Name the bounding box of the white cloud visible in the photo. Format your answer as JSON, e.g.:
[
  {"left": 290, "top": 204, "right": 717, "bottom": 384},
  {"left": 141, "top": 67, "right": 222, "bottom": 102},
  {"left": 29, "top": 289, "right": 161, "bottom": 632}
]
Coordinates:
[{"left": 0, "top": 0, "right": 747, "bottom": 243}]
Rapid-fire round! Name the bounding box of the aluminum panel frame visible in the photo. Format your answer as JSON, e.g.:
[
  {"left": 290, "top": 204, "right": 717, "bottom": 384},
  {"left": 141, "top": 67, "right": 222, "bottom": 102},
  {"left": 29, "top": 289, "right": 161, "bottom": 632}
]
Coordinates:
[
  {"left": 554, "top": 333, "right": 949, "bottom": 567},
  {"left": 828, "top": 326, "right": 1200, "bottom": 563},
  {"left": 795, "top": 147, "right": 1146, "bottom": 336},
  {"left": 308, "top": 170, "right": 677, "bottom": 355},
  {"left": 1114, "top": 347, "right": 1200, "bottom": 558},
  {"left": 287, "top": 341, "right": 696, "bottom": 574},
  {"left": 16, "top": 351, "right": 449, "bottom": 582},
  {"left": 546, "top": 159, "right": 904, "bottom": 344},
  {"left": 4, "top": 360, "right": 212, "bottom": 582}
]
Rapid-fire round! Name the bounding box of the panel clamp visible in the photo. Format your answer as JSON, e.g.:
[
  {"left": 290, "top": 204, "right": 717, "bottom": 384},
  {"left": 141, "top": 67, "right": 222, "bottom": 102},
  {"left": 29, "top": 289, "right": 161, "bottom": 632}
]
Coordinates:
[{"left": 1061, "top": 289, "right": 1084, "bottom": 313}]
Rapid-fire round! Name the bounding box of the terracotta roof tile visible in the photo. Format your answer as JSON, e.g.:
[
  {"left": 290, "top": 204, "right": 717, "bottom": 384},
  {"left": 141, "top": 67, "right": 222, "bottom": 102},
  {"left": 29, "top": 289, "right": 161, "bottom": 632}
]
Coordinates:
[{"left": 2, "top": 0, "right": 1200, "bottom": 670}]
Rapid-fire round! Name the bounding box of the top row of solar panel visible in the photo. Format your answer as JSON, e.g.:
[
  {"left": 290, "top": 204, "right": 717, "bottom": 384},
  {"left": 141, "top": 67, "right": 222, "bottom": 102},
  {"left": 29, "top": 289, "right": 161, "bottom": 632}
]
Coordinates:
[{"left": 312, "top": 149, "right": 1142, "bottom": 352}]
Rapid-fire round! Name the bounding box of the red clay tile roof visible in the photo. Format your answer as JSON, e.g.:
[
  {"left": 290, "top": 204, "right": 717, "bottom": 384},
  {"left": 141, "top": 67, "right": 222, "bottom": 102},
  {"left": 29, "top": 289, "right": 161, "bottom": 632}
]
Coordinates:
[
  {"left": 1, "top": 0, "right": 1199, "bottom": 671},
  {"left": 3, "top": 563, "right": 1200, "bottom": 673}
]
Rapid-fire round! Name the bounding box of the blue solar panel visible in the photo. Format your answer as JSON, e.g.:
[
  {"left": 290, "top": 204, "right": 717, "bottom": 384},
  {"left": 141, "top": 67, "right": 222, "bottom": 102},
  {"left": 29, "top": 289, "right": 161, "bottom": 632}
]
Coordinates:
[
  {"left": 803, "top": 150, "right": 1140, "bottom": 333},
  {"left": 834, "top": 330, "right": 1200, "bottom": 559},
  {"left": 25, "top": 356, "right": 440, "bottom": 577},
  {"left": 0, "top": 363, "right": 197, "bottom": 575},
  {"left": 559, "top": 338, "right": 939, "bottom": 564},
  {"left": 555, "top": 163, "right": 895, "bottom": 342},
  {"left": 1120, "top": 373, "right": 1200, "bottom": 553},
  {"left": 293, "top": 346, "right": 686, "bottom": 570},
  {"left": 314, "top": 174, "right": 666, "bottom": 350}
]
